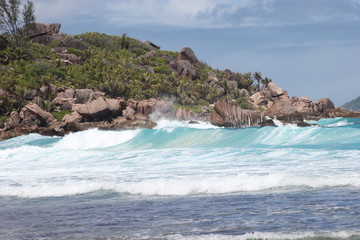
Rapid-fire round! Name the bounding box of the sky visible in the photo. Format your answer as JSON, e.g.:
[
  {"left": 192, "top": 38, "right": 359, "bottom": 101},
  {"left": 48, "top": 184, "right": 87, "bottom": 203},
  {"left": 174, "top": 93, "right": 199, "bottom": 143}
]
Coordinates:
[{"left": 30, "top": 0, "right": 360, "bottom": 106}]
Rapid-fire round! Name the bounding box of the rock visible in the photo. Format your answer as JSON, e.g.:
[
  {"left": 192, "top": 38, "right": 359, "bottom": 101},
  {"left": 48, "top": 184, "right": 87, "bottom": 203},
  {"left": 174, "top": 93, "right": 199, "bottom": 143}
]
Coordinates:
[
  {"left": 258, "top": 119, "right": 276, "bottom": 127},
  {"left": 145, "top": 40, "right": 160, "bottom": 50},
  {"left": 127, "top": 99, "right": 138, "bottom": 110},
  {"left": 291, "top": 96, "right": 314, "bottom": 114},
  {"left": 29, "top": 23, "right": 61, "bottom": 37},
  {"left": 39, "top": 84, "right": 57, "bottom": 98},
  {"left": 227, "top": 81, "right": 238, "bottom": 90},
  {"left": 58, "top": 53, "right": 82, "bottom": 64},
  {"left": 189, "top": 120, "right": 200, "bottom": 124},
  {"left": 76, "top": 97, "right": 113, "bottom": 121},
  {"left": 172, "top": 60, "right": 196, "bottom": 78},
  {"left": 262, "top": 82, "right": 284, "bottom": 97},
  {"left": 208, "top": 72, "right": 218, "bottom": 82},
  {"left": 57, "top": 88, "right": 75, "bottom": 98},
  {"left": 239, "top": 89, "right": 250, "bottom": 98},
  {"left": 62, "top": 111, "right": 83, "bottom": 123},
  {"left": 314, "top": 98, "right": 335, "bottom": 115},
  {"left": 105, "top": 98, "right": 123, "bottom": 117},
  {"left": 65, "top": 119, "right": 82, "bottom": 132},
  {"left": 250, "top": 92, "right": 268, "bottom": 108},
  {"left": 75, "top": 89, "right": 93, "bottom": 103},
  {"left": 179, "top": 47, "right": 198, "bottom": 65},
  {"left": 58, "top": 36, "right": 89, "bottom": 51},
  {"left": 52, "top": 97, "right": 75, "bottom": 110},
  {"left": 51, "top": 47, "right": 67, "bottom": 54},
  {"left": 20, "top": 103, "right": 55, "bottom": 127},
  {"left": 109, "top": 113, "right": 157, "bottom": 130},
  {"left": 137, "top": 98, "right": 172, "bottom": 117},
  {"left": 123, "top": 106, "right": 136, "bottom": 118},
  {"left": 176, "top": 108, "right": 198, "bottom": 121},
  {"left": 137, "top": 50, "right": 157, "bottom": 63},
  {"left": 210, "top": 99, "right": 264, "bottom": 128},
  {"left": 266, "top": 99, "right": 304, "bottom": 123},
  {"left": 24, "top": 89, "right": 38, "bottom": 101},
  {"left": 7, "top": 111, "right": 22, "bottom": 129}
]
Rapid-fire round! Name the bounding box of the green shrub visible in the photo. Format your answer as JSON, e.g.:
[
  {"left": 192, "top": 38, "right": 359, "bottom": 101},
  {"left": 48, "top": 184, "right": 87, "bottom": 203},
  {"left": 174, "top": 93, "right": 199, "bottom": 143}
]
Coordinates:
[{"left": 52, "top": 110, "right": 73, "bottom": 121}]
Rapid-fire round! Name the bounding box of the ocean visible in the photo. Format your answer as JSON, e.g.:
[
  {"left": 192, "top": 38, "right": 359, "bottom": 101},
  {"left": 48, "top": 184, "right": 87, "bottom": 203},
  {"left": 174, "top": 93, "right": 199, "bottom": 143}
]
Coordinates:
[{"left": 0, "top": 118, "right": 359, "bottom": 240}]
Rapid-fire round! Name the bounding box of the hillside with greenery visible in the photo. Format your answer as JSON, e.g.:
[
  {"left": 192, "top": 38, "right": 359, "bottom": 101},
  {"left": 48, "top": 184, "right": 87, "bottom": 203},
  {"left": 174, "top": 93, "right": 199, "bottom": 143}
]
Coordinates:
[
  {"left": 0, "top": 0, "right": 274, "bottom": 123},
  {"left": 342, "top": 96, "right": 360, "bottom": 111}
]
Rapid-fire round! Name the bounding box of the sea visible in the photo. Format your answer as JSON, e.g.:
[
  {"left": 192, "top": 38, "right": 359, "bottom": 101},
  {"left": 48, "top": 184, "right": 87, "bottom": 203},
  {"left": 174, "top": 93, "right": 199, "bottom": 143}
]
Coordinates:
[{"left": 0, "top": 117, "right": 359, "bottom": 240}]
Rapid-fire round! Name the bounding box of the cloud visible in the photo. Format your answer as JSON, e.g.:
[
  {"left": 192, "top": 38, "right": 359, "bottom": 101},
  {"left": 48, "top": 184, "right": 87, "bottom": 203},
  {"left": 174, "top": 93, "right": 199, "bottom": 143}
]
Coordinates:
[{"left": 30, "top": 0, "right": 360, "bottom": 29}]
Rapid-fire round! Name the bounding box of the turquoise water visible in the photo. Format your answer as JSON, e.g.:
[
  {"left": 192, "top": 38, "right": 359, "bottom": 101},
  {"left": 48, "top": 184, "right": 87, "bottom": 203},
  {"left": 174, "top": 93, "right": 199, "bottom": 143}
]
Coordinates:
[{"left": 0, "top": 118, "right": 359, "bottom": 239}]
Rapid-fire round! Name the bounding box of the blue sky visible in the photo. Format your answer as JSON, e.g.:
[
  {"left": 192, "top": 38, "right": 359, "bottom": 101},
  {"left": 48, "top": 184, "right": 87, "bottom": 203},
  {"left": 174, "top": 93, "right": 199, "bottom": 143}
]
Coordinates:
[{"left": 31, "top": 0, "right": 360, "bottom": 106}]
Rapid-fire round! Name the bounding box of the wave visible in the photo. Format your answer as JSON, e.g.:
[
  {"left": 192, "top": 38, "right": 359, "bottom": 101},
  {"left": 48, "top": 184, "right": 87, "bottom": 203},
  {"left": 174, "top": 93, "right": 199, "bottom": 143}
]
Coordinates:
[
  {"left": 167, "top": 231, "right": 360, "bottom": 240},
  {"left": 53, "top": 128, "right": 140, "bottom": 150},
  {"left": 1, "top": 118, "right": 359, "bottom": 151},
  {"left": 2, "top": 173, "right": 359, "bottom": 198}
]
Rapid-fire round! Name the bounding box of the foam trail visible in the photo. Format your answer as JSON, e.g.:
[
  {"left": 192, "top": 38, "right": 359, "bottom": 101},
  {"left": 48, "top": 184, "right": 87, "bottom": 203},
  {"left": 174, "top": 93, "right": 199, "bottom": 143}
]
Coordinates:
[
  {"left": 2, "top": 173, "right": 359, "bottom": 198},
  {"left": 168, "top": 231, "right": 360, "bottom": 240}
]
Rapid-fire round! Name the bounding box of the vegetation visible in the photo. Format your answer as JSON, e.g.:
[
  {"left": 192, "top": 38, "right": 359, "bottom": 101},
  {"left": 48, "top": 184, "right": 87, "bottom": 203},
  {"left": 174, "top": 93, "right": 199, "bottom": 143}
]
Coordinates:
[
  {"left": 0, "top": 2, "right": 273, "bottom": 117},
  {"left": 0, "top": 0, "right": 36, "bottom": 45},
  {"left": 342, "top": 96, "right": 360, "bottom": 111}
]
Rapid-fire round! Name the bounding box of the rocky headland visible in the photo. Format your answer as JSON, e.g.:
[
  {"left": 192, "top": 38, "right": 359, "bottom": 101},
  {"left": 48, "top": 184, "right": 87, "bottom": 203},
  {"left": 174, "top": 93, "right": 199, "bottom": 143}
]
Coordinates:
[{"left": 1, "top": 23, "right": 360, "bottom": 141}]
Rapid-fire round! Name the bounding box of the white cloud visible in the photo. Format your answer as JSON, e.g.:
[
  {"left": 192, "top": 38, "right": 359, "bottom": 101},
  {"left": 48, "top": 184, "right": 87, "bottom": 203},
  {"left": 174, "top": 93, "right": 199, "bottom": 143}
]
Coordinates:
[{"left": 30, "top": 0, "right": 360, "bottom": 28}]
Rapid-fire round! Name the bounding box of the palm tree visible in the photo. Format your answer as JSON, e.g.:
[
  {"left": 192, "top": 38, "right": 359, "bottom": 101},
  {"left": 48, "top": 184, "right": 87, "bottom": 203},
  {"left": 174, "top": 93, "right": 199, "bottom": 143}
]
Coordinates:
[
  {"left": 253, "top": 71, "right": 262, "bottom": 92},
  {"left": 261, "top": 77, "right": 272, "bottom": 87}
]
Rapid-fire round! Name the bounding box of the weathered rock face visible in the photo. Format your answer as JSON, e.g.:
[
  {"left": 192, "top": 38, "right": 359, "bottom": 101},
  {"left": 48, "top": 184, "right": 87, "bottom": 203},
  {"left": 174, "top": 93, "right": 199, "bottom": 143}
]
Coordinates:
[
  {"left": 210, "top": 100, "right": 264, "bottom": 127},
  {"left": 266, "top": 99, "right": 304, "bottom": 123},
  {"left": 314, "top": 98, "right": 335, "bottom": 115},
  {"left": 262, "top": 82, "right": 284, "bottom": 98},
  {"left": 76, "top": 97, "right": 122, "bottom": 121},
  {"left": 250, "top": 92, "right": 268, "bottom": 108},
  {"left": 144, "top": 40, "right": 160, "bottom": 50},
  {"left": 107, "top": 113, "right": 157, "bottom": 130},
  {"left": 20, "top": 103, "right": 55, "bottom": 127},
  {"left": 179, "top": 47, "right": 199, "bottom": 65},
  {"left": 29, "top": 23, "right": 61, "bottom": 37},
  {"left": 239, "top": 89, "right": 250, "bottom": 98},
  {"left": 291, "top": 96, "right": 314, "bottom": 114},
  {"left": 172, "top": 60, "right": 196, "bottom": 78},
  {"left": 29, "top": 23, "right": 89, "bottom": 51}
]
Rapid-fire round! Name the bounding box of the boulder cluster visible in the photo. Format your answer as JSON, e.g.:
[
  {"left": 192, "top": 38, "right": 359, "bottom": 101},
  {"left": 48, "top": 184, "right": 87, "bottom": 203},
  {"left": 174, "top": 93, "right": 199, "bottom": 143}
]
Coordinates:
[
  {"left": 0, "top": 86, "right": 173, "bottom": 141},
  {"left": 210, "top": 82, "right": 358, "bottom": 127}
]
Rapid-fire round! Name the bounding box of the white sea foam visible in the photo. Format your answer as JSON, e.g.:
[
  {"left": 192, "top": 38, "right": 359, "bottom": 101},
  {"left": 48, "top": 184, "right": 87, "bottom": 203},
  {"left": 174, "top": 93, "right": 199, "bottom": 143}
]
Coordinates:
[
  {"left": 168, "top": 231, "right": 360, "bottom": 240},
  {"left": 53, "top": 128, "right": 140, "bottom": 149},
  {"left": 2, "top": 173, "right": 359, "bottom": 198},
  {"left": 155, "top": 119, "right": 219, "bottom": 130},
  {"left": 325, "top": 120, "right": 353, "bottom": 127}
]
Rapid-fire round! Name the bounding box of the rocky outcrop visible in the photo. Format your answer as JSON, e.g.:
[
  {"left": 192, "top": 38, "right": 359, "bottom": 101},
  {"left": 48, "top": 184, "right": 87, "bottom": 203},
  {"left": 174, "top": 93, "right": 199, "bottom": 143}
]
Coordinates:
[
  {"left": 210, "top": 99, "right": 264, "bottom": 127},
  {"left": 29, "top": 23, "right": 88, "bottom": 51},
  {"left": 291, "top": 96, "right": 314, "bottom": 114},
  {"left": 179, "top": 47, "right": 199, "bottom": 64},
  {"left": 171, "top": 60, "right": 196, "bottom": 78},
  {"left": 20, "top": 103, "right": 55, "bottom": 127},
  {"left": 144, "top": 40, "right": 160, "bottom": 50},
  {"left": 265, "top": 98, "right": 308, "bottom": 125},
  {"left": 75, "top": 97, "right": 123, "bottom": 121},
  {"left": 314, "top": 98, "right": 335, "bottom": 115},
  {"left": 262, "top": 82, "right": 284, "bottom": 98},
  {"left": 105, "top": 113, "right": 157, "bottom": 130}
]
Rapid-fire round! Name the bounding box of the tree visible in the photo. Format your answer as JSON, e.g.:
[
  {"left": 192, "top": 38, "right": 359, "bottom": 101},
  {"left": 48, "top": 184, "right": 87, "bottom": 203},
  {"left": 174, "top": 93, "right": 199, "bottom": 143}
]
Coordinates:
[
  {"left": 261, "top": 77, "right": 272, "bottom": 86},
  {"left": 253, "top": 71, "right": 262, "bottom": 92},
  {"left": 0, "top": 0, "right": 35, "bottom": 42}
]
